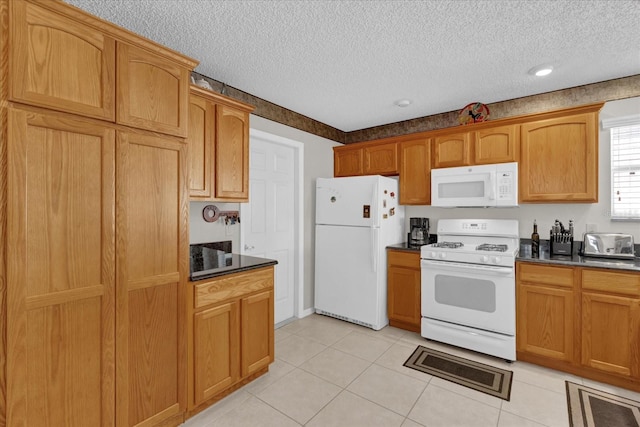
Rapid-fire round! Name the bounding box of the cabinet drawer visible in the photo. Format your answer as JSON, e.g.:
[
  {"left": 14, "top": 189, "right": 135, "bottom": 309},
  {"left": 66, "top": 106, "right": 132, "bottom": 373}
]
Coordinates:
[
  {"left": 582, "top": 269, "right": 640, "bottom": 296},
  {"left": 195, "top": 267, "right": 274, "bottom": 308},
  {"left": 518, "top": 263, "right": 574, "bottom": 288},
  {"left": 388, "top": 251, "right": 420, "bottom": 269}
]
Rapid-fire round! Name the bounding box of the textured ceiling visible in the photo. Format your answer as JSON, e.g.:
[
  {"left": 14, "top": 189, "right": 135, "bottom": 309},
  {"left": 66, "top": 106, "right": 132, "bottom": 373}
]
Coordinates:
[{"left": 65, "top": 0, "right": 640, "bottom": 132}]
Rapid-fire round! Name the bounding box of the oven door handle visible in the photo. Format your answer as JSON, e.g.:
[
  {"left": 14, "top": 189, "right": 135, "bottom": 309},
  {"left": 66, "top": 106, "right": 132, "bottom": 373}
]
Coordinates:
[{"left": 421, "top": 259, "right": 514, "bottom": 274}]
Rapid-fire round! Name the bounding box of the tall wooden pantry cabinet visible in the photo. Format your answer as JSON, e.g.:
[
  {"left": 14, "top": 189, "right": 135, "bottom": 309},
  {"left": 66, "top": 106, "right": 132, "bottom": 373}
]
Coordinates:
[{"left": 1, "top": 1, "right": 198, "bottom": 425}]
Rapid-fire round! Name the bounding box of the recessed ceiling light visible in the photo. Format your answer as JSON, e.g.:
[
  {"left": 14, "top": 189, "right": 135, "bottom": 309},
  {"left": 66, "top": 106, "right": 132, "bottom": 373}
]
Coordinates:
[
  {"left": 395, "top": 99, "right": 412, "bottom": 108},
  {"left": 528, "top": 65, "right": 554, "bottom": 77}
]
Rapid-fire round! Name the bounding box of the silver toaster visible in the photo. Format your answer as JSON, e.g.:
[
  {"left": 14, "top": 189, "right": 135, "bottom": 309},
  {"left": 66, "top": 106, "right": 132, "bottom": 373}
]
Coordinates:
[{"left": 582, "top": 232, "right": 636, "bottom": 259}]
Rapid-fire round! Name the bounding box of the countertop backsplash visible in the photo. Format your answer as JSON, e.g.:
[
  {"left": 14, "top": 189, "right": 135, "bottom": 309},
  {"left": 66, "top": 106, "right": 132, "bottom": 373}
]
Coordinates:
[{"left": 190, "top": 201, "right": 241, "bottom": 249}]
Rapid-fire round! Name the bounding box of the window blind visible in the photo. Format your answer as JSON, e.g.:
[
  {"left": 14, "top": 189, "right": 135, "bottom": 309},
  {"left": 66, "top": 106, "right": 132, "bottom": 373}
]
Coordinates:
[{"left": 610, "top": 123, "right": 640, "bottom": 219}]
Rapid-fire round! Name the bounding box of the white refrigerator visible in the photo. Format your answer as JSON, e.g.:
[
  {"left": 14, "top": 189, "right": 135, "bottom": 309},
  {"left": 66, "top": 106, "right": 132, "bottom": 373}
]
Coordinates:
[{"left": 314, "top": 175, "right": 405, "bottom": 330}]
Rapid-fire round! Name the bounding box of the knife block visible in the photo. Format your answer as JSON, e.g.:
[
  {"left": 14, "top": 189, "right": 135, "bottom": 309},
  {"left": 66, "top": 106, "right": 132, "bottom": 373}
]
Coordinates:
[{"left": 550, "top": 238, "right": 573, "bottom": 256}]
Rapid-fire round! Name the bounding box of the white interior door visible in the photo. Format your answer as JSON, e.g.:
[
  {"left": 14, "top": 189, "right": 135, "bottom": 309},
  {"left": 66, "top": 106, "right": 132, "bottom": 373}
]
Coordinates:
[{"left": 242, "top": 131, "right": 300, "bottom": 324}]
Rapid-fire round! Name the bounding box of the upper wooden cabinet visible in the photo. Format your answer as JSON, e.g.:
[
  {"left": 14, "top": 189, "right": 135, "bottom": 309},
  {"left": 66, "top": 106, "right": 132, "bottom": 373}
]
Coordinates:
[
  {"left": 520, "top": 106, "right": 601, "bottom": 203},
  {"left": 432, "top": 131, "right": 472, "bottom": 168},
  {"left": 188, "top": 86, "right": 254, "bottom": 202},
  {"left": 216, "top": 103, "right": 251, "bottom": 200},
  {"left": 364, "top": 142, "right": 398, "bottom": 175},
  {"left": 9, "top": 0, "right": 197, "bottom": 137},
  {"left": 473, "top": 124, "right": 519, "bottom": 164},
  {"left": 334, "top": 141, "right": 398, "bottom": 177},
  {"left": 10, "top": 0, "right": 116, "bottom": 120},
  {"left": 399, "top": 138, "right": 431, "bottom": 205},
  {"left": 432, "top": 124, "right": 518, "bottom": 168},
  {"left": 117, "top": 43, "right": 191, "bottom": 137},
  {"left": 334, "top": 145, "right": 364, "bottom": 177}
]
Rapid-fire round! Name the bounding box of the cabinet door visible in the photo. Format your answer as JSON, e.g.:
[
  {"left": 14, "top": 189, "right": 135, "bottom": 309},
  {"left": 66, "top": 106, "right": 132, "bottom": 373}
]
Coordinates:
[
  {"left": 364, "top": 142, "right": 398, "bottom": 175},
  {"left": 117, "top": 43, "right": 190, "bottom": 137},
  {"left": 193, "top": 302, "right": 240, "bottom": 406},
  {"left": 399, "top": 138, "right": 431, "bottom": 205},
  {"left": 188, "top": 92, "right": 215, "bottom": 199},
  {"left": 581, "top": 292, "right": 640, "bottom": 378},
  {"left": 517, "top": 283, "right": 574, "bottom": 362},
  {"left": 334, "top": 146, "right": 363, "bottom": 177},
  {"left": 10, "top": 1, "right": 116, "bottom": 120},
  {"left": 387, "top": 266, "right": 421, "bottom": 332},
  {"left": 215, "top": 104, "right": 250, "bottom": 201},
  {"left": 520, "top": 112, "right": 598, "bottom": 202},
  {"left": 241, "top": 290, "right": 274, "bottom": 377},
  {"left": 473, "top": 125, "right": 518, "bottom": 164},
  {"left": 6, "top": 108, "right": 115, "bottom": 426},
  {"left": 432, "top": 132, "right": 472, "bottom": 168},
  {"left": 116, "top": 131, "right": 188, "bottom": 426}
]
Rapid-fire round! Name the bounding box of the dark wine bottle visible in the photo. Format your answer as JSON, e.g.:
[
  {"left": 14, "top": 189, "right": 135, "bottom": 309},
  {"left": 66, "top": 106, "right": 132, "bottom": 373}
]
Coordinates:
[{"left": 531, "top": 219, "right": 540, "bottom": 258}]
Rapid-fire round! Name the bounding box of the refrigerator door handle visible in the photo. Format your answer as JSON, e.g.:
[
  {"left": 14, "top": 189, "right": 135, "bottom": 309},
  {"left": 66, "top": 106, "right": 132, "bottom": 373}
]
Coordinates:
[
  {"left": 371, "top": 227, "right": 378, "bottom": 273},
  {"left": 371, "top": 179, "right": 379, "bottom": 227}
]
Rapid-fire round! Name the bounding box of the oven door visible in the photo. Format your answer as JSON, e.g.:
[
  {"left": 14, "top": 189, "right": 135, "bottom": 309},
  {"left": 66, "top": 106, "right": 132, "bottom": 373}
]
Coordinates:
[{"left": 421, "top": 259, "right": 515, "bottom": 335}]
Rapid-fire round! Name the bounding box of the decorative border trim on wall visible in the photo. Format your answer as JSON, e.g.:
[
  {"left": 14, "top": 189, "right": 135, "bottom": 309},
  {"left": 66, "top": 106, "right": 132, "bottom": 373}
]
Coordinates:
[{"left": 191, "top": 72, "right": 640, "bottom": 145}]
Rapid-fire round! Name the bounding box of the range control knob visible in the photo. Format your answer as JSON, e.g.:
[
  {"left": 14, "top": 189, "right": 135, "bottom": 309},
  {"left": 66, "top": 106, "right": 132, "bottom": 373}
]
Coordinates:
[
  {"left": 430, "top": 252, "right": 437, "bottom": 258},
  {"left": 439, "top": 252, "right": 447, "bottom": 259},
  {"left": 491, "top": 256, "right": 501, "bottom": 264},
  {"left": 481, "top": 255, "right": 489, "bottom": 263}
]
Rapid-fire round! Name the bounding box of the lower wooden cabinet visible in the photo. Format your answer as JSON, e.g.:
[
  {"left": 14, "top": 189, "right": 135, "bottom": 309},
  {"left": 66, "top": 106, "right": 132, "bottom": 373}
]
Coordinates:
[
  {"left": 387, "top": 250, "right": 421, "bottom": 332},
  {"left": 188, "top": 267, "right": 275, "bottom": 415},
  {"left": 516, "top": 263, "right": 576, "bottom": 362},
  {"left": 517, "top": 262, "right": 640, "bottom": 392},
  {"left": 580, "top": 269, "right": 640, "bottom": 379},
  {"left": 193, "top": 301, "right": 240, "bottom": 405}
]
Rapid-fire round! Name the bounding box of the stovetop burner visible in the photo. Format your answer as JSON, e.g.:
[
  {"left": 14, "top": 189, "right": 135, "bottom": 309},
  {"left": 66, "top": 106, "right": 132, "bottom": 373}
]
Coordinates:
[
  {"left": 432, "top": 241, "right": 464, "bottom": 249},
  {"left": 476, "top": 243, "right": 508, "bottom": 252}
]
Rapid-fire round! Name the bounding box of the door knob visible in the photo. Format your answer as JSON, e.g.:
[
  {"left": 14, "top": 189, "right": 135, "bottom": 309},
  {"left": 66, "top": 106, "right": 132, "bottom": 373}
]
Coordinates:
[{"left": 244, "top": 244, "right": 254, "bottom": 251}]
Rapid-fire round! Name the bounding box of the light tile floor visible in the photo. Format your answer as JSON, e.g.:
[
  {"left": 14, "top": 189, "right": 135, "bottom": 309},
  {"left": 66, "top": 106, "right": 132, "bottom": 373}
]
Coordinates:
[{"left": 182, "top": 314, "right": 640, "bottom": 427}]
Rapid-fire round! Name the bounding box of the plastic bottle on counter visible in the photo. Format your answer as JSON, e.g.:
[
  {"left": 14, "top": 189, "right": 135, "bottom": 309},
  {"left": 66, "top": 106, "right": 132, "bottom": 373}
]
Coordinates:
[{"left": 531, "top": 219, "right": 540, "bottom": 258}]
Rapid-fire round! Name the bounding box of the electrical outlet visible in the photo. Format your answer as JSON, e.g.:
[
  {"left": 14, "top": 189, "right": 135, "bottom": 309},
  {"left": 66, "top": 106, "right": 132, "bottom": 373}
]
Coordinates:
[{"left": 586, "top": 223, "right": 597, "bottom": 232}]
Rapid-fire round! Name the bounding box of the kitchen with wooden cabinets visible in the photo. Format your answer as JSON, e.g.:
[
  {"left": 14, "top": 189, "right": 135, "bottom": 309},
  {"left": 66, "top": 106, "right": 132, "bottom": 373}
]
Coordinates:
[{"left": 1, "top": 1, "right": 639, "bottom": 426}]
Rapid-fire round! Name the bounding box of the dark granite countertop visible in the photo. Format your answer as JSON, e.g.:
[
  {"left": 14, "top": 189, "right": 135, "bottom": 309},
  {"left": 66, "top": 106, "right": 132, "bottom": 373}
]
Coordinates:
[
  {"left": 386, "top": 242, "right": 423, "bottom": 253},
  {"left": 387, "top": 240, "right": 640, "bottom": 273},
  {"left": 517, "top": 240, "right": 640, "bottom": 273},
  {"left": 190, "top": 253, "right": 278, "bottom": 281}
]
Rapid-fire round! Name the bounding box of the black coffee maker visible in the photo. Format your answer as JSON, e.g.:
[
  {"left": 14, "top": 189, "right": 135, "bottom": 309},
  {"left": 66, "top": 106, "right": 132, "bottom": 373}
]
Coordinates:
[{"left": 408, "top": 217, "right": 429, "bottom": 247}]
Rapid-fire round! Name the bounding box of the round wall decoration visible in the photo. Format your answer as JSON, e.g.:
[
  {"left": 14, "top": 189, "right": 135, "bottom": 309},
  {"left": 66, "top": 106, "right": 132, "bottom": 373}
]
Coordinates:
[
  {"left": 458, "top": 102, "right": 490, "bottom": 125},
  {"left": 202, "top": 204, "right": 220, "bottom": 223}
]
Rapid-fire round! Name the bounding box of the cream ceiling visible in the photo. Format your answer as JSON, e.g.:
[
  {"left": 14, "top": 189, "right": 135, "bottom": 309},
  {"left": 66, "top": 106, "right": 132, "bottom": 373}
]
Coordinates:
[{"left": 65, "top": 0, "right": 640, "bottom": 132}]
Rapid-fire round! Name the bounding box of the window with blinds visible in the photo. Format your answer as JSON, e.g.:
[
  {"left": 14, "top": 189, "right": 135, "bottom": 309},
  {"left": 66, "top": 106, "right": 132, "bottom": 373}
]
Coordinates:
[{"left": 610, "top": 123, "right": 640, "bottom": 219}]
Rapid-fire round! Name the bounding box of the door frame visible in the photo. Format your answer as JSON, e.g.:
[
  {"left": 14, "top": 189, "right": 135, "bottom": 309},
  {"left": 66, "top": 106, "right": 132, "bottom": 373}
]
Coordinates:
[{"left": 241, "top": 128, "right": 304, "bottom": 321}]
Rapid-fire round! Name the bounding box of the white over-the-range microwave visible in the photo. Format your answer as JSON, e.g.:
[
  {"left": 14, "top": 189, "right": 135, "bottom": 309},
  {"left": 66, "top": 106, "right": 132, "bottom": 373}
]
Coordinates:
[{"left": 431, "top": 162, "right": 518, "bottom": 207}]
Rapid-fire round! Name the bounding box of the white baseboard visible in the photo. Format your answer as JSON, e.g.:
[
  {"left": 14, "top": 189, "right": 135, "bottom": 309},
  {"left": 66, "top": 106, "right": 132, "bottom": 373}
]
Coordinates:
[{"left": 299, "top": 307, "right": 315, "bottom": 318}]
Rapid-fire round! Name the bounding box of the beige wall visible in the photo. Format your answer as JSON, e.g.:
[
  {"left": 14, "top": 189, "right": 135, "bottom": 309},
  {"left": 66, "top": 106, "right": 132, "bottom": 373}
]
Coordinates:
[
  {"left": 249, "top": 115, "right": 341, "bottom": 312},
  {"left": 405, "top": 96, "right": 640, "bottom": 243}
]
